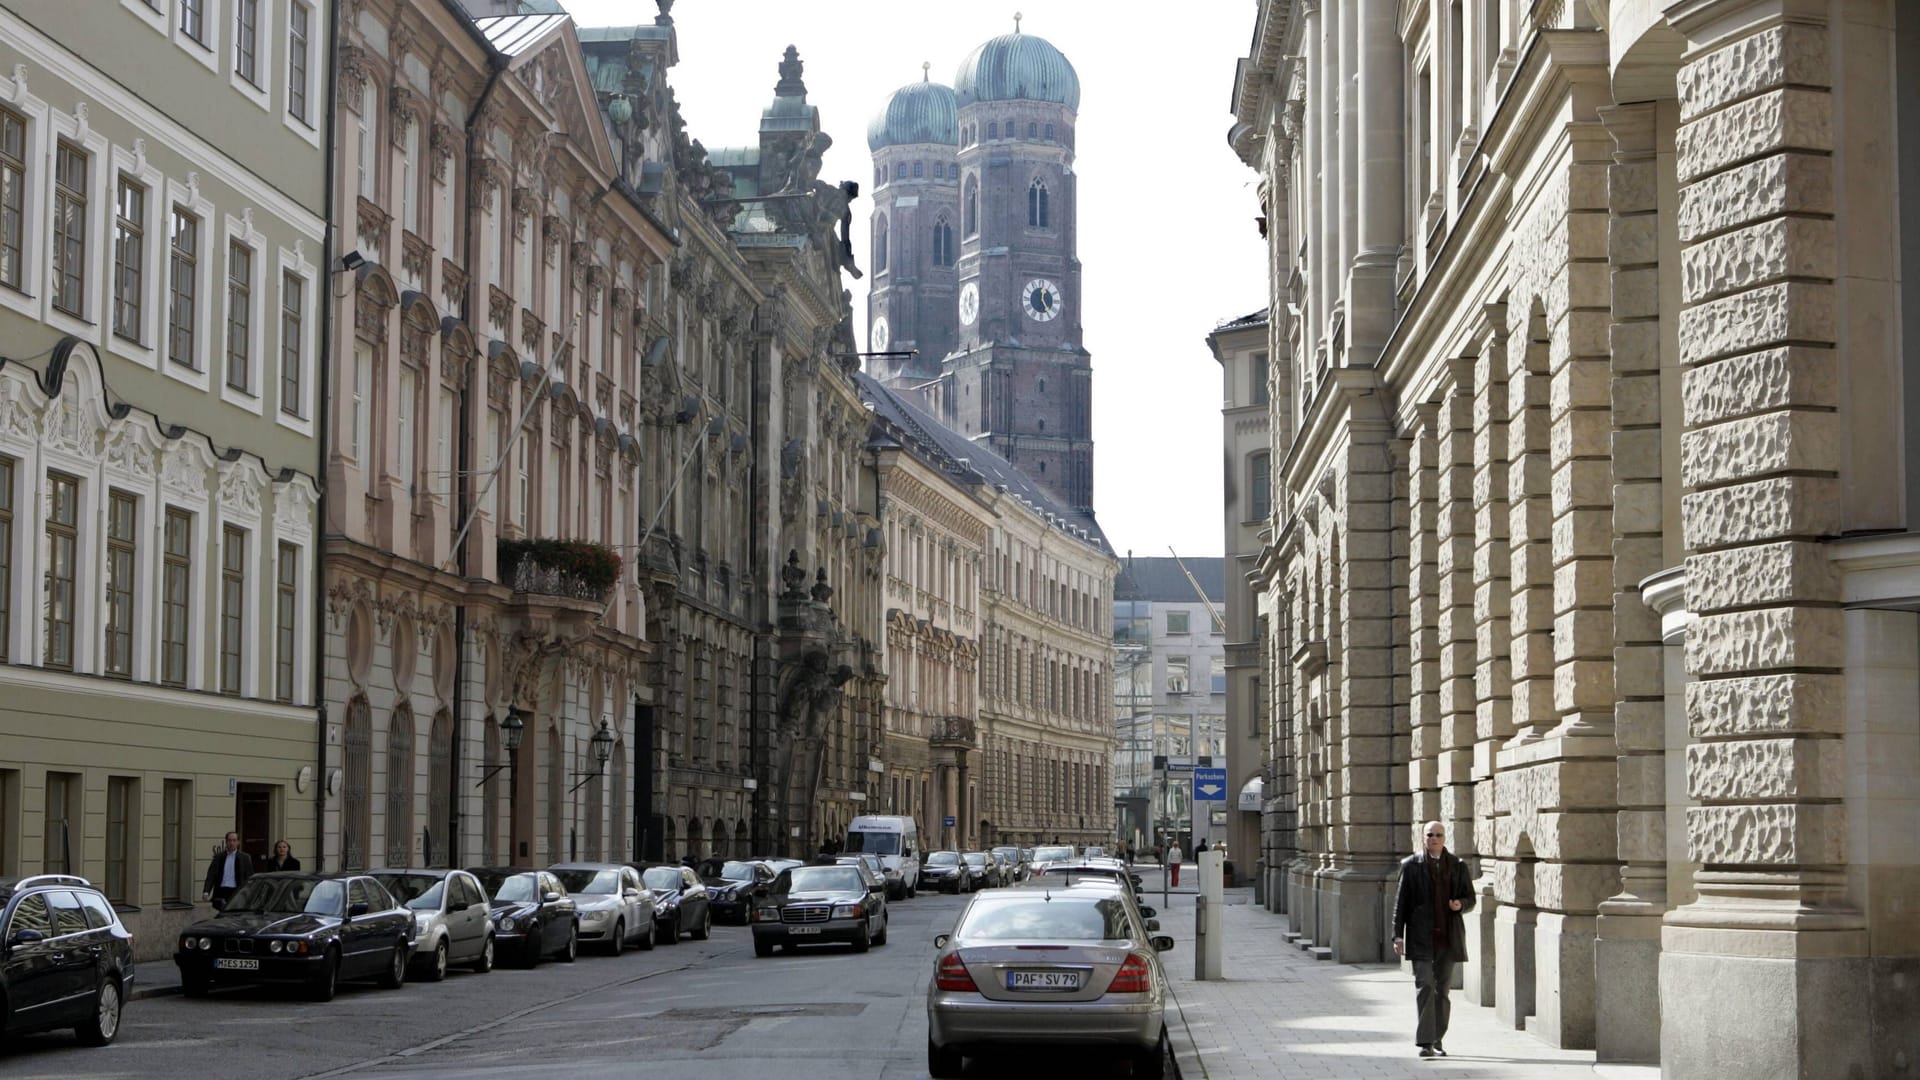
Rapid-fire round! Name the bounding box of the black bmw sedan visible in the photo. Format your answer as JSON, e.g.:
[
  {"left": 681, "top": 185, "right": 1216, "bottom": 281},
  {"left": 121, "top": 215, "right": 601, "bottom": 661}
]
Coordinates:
[
  {"left": 174, "top": 873, "right": 412, "bottom": 1001},
  {"left": 700, "top": 859, "right": 774, "bottom": 925},
  {"left": 467, "top": 868, "right": 577, "bottom": 966}
]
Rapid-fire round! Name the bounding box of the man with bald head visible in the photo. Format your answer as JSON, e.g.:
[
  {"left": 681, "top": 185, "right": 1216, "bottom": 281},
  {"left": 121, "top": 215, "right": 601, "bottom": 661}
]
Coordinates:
[{"left": 1391, "top": 820, "right": 1475, "bottom": 1058}]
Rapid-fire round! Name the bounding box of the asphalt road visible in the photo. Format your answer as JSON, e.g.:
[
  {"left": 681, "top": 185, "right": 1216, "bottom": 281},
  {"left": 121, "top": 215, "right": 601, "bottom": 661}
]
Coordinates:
[{"left": 1, "top": 888, "right": 1171, "bottom": 1080}]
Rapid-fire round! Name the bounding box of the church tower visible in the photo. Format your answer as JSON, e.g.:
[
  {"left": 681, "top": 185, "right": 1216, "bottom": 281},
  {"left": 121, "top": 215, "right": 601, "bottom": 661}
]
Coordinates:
[
  {"left": 943, "top": 22, "right": 1091, "bottom": 511},
  {"left": 866, "top": 68, "right": 960, "bottom": 392}
]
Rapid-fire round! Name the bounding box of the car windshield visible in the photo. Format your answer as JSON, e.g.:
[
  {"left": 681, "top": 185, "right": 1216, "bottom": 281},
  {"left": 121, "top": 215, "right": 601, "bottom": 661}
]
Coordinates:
[
  {"left": 1032, "top": 846, "right": 1074, "bottom": 863},
  {"left": 642, "top": 868, "right": 683, "bottom": 891},
  {"left": 962, "top": 853, "right": 987, "bottom": 866},
  {"left": 992, "top": 848, "right": 1020, "bottom": 859},
  {"left": 927, "top": 851, "right": 960, "bottom": 866},
  {"left": 781, "top": 867, "right": 864, "bottom": 894},
  {"left": 553, "top": 869, "right": 620, "bottom": 895},
  {"left": 957, "top": 897, "right": 1134, "bottom": 942},
  {"left": 376, "top": 874, "right": 448, "bottom": 910},
  {"left": 718, "top": 861, "right": 759, "bottom": 882},
  {"left": 224, "top": 877, "right": 345, "bottom": 916},
  {"left": 843, "top": 831, "right": 899, "bottom": 855},
  {"left": 475, "top": 872, "right": 538, "bottom": 903}
]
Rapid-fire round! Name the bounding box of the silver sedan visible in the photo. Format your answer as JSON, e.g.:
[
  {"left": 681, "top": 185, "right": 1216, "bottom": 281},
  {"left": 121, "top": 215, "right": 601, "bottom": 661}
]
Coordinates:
[{"left": 926, "top": 882, "right": 1174, "bottom": 1078}]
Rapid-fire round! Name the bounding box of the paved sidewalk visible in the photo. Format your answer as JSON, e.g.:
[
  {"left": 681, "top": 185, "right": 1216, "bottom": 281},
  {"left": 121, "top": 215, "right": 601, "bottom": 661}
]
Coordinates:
[{"left": 1136, "top": 869, "right": 1657, "bottom": 1080}]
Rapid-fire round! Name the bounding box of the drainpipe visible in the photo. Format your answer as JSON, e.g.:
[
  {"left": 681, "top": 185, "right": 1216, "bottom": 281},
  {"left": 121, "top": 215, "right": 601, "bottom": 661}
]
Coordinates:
[{"left": 310, "top": 0, "right": 345, "bottom": 875}]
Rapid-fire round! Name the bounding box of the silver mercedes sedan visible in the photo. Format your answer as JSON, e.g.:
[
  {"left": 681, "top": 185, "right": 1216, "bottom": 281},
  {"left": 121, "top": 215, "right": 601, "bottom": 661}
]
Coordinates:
[{"left": 926, "top": 882, "right": 1174, "bottom": 1078}]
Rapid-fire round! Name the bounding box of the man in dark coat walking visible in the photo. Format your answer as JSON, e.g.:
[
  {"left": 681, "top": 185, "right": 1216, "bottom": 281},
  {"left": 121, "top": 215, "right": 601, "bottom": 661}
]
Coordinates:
[
  {"left": 202, "top": 831, "right": 253, "bottom": 910},
  {"left": 1391, "top": 820, "right": 1475, "bottom": 1058}
]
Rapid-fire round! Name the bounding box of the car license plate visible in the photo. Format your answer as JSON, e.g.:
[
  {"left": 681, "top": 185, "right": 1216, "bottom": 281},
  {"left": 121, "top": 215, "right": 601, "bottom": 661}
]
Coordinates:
[
  {"left": 1007, "top": 970, "right": 1081, "bottom": 991},
  {"left": 788, "top": 925, "right": 823, "bottom": 935},
  {"left": 214, "top": 958, "right": 259, "bottom": 971}
]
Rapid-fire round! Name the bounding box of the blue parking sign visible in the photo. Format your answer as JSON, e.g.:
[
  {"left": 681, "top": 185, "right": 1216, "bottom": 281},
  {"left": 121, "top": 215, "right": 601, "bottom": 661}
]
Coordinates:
[{"left": 1193, "top": 767, "right": 1228, "bottom": 801}]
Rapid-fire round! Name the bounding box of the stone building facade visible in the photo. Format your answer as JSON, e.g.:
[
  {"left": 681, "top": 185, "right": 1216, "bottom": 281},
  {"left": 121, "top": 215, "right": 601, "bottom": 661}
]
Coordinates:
[
  {"left": 0, "top": 0, "right": 324, "bottom": 959},
  {"left": 1231, "top": 0, "right": 1918, "bottom": 1074}
]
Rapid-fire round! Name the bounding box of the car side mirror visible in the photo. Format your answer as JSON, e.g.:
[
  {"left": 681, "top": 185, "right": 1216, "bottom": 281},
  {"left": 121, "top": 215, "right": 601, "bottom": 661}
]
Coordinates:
[
  {"left": 1152, "top": 935, "right": 1175, "bottom": 953},
  {"left": 933, "top": 933, "right": 950, "bottom": 949},
  {"left": 542, "top": 892, "right": 562, "bottom": 904},
  {"left": 347, "top": 902, "right": 370, "bottom": 918},
  {"left": 9, "top": 928, "right": 44, "bottom": 948},
  {"left": 1146, "top": 919, "right": 1162, "bottom": 931},
  {"left": 1140, "top": 906, "right": 1157, "bottom": 919},
  {"left": 868, "top": 883, "right": 885, "bottom": 894},
  {"left": 624, "top": 889, "right": 643, "bottom": 900}
]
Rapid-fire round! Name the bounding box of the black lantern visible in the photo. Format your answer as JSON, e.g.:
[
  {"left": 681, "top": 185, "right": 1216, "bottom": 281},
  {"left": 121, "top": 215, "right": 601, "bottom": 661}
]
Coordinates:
[
  {"left": 589, "top": 719, "right": 614, "bottom": 767},
  {"left": 501, "top": 707, "right": 526, "bottom": 753}
]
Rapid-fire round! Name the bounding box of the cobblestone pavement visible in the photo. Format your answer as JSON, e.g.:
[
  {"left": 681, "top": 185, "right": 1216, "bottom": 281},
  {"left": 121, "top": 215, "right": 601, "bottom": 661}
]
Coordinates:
[{"left": 1137, "top": 867, "right": 1659, "bottom": 1080}]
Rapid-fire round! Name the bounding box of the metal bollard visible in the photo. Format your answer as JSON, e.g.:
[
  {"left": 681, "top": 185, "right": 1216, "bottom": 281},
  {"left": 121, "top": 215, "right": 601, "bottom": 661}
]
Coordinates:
[{"left": 1195, "top": 891, "right": 1209, "bottom": 980}]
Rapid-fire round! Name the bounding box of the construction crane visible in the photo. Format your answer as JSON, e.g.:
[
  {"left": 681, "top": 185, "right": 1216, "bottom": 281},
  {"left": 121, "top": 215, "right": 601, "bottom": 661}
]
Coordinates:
[{"left": 1167, "top": 546, "right": 1223, "bottom": 629}]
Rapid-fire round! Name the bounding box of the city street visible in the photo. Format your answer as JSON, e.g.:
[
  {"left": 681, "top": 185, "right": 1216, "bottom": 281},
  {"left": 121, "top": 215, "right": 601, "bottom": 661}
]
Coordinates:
[{"left": 0, "top": 890, "right": 1165, "bottom": 1080}]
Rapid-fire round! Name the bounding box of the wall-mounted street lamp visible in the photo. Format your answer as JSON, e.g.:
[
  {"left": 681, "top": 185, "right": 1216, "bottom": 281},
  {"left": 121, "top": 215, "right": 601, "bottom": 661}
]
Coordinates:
[
  {"left": 474, "top": 708, "right": 526, "bottom": 788},
  {"left": 570, "top": 719, "right": 616, "bottom": 792}
]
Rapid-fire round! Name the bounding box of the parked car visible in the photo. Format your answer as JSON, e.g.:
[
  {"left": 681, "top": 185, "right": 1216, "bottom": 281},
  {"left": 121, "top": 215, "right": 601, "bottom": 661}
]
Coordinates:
[
  {"left": 753, "top": 857, "right": 806, "bottom": 877},
  {"left": 550, "top": 863, "right": 656, "bottom": 954},
  {"left": 751, "top": 863, "right": 887, "bottom": 956},
  {"left": 635, "top": 864, "right": 710, "bottom": 943},
  {"left": 175, "top": 873, "right": 411, "bottom": 1001},
  {"left": 0, "top": 874, "right": 133, "bottom": 1045},
  {"left": 1029, "top": 844, "right": 1075, "bottom": 869},
  {"left": 700, "top": 860, "right": 776, "bottom": 925},
  {"left": 961, "top": 852, "right": 1000, "bottom": 889},
  {"left": 920, "top": 851, "right": 969, "bottom": 894},
  {"left": 467, "top": 868, "right": 577, "bottom": 966},
  {"left": 368, "top": 869, "right": 496, "bottom": 980},
  {"left": 926, "top": 882, "right": 1175, "bottom": 1078},
  {"left": 837, "top": 854, "right": 901, "bottom": 899},
  {"left": 990, "top": 847, "right": 1030, "bottom": 883},
  {"left": 1029, "top": 862, "right": 1147, "bottom": 901},
  {"left": 1084, "top": 845, "right": 1109, "bottom": 860}
]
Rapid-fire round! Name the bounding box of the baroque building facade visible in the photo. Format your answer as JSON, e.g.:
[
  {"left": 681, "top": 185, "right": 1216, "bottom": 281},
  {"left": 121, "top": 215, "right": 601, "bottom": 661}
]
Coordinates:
[
  {"left": 1232, "top": 0, "right": 1918, "bottom": 1074},
  {"left": 0, "top": 0, "right": 325, "bottom": 959}
]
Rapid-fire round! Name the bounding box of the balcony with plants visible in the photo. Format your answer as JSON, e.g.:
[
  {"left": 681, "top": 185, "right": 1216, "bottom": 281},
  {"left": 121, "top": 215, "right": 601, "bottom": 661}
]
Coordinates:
[{"left": 497, "top": 538, "right": 623, "bottom": 608}]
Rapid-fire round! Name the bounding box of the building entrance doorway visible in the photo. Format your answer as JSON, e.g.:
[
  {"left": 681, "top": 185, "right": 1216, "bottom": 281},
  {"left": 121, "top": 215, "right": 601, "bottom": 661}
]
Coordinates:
[{"left": 235, "top": 783, "right": 275, "bottom": 863}]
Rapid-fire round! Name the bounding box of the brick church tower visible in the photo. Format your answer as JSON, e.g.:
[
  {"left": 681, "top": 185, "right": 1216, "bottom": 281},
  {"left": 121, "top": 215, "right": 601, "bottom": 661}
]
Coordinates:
[{"left": 867, "top": 23, "right": 1093, "bottom": 513}]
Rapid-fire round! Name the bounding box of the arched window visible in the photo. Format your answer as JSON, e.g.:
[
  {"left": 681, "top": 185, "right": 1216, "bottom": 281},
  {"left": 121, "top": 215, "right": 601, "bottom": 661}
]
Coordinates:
[
  {"left": 895, "top": 162, "right": 907, "bottom": 179},
  {"left": 964, "top": 176, "right": 978, "bottom": 237},
  {"left": 1037, "top": 378, "right": 1046, "bottom": 393},
  {"left": 1045, "top": 123, "right": 1055, "bottom": 140},
  {"left": 386, "top": 703, "right": 415, "bottom": 865},
  {"left": 913, "top": 161, "right": 923, "bottom": 177},
  {"left": 874, "top": 214, "right": 889, "bottom": 273},
  {"left": 343, "top": 696, "right": 372, "bottom": 868},
  {"left": 988, "top": 121, "right": 998, "bottom": 139},
  {"left": 932, "top": 216, "right": 953, "bottom": 267},
  {"left": 1028, "top": 179, "right": 1050, "bottom": 228},
  {"left": 481, "top": 713, "right": 501, "bottom": 864},
  {"left": 428, "top": 709, "right": 452, "bottom": 866},
  {"left": 1027, "top": 122, "right": 1037, "bottom": 138}
]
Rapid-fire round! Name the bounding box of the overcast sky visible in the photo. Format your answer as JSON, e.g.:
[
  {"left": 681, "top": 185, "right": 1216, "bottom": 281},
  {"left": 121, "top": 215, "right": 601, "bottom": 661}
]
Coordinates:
[{"left": 564, "top": 0, "right": 1269, "bottom": 560}]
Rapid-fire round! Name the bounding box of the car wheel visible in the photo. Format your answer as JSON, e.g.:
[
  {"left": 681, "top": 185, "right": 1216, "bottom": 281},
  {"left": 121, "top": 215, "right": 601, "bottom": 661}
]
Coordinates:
[
  {"left": 76, "top": 976, "right": 122, "bottom": 1046},
  {"left": 181, "top": 972, "right": 210, "bottom": 998},
  {"left": 471, "top": 934, "right": 495, "bottom": 974},
  {"left": 426, "top": 939, "right": 449, "bottom": 982},
  {"left": 873, "top": 914, "right": 889, "bottom": 947},
  {"left": 927, "top": 1039, "right": 964, "bottom": 1079},
  {"left": 851, "top": 921, "right": 871, "bottom": 954},
  {"left": 639, "top": 918, "right": 657, "bottom": 950},
  {"left": 658, "top": 918, "right": 678, "bottom": 944},
  {"left": 609, "top": 920, "right": 625, "bottom": 957},
  {"left": 378, "top": 941, "right": 408, "bottom": 989},
  {"left": 1129, "top": 1029, "right": 1169, "bottom": 1080},
  {"left": 692, "top": 909, "right": 711, "bottom": 941},
  {"left": 557, "top": 922, "right": 578, "bottom": 963},
  {"left": 906, "top": 880, "right": 916, "bottom": 899},
  {"left": 309, "top": 948, "right": 340, "bottom": 1001},
  {"left": 753, "top": 937, "right": 774, "bottom": 958}
]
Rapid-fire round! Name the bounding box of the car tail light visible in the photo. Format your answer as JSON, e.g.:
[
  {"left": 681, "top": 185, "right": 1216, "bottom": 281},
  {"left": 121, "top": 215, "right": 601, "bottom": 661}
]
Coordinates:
[
  {"left": 935, "top": 952, "right": 977, "bottom": 992},
  {"left": 1107, "top": 953, "right": 1153, "bottom": 994}
]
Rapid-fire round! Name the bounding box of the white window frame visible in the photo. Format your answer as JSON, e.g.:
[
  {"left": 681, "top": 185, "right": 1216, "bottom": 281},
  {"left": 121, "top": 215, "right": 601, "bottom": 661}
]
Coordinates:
[
  {"left": 98, "top": 473, "right": 153, "bottom": 685},
  {"left": 219, "top": 213, "right": 265, "bottom": 415},
  {"left": 270, "top": 533, "right": 310, "bottom": 705},
  {"left": 157, "top": 498, "right": 204, "bottom": 690},
  {"left": 121, "top": 0, "right": 169, "bottom": 36},
  {"left": 35, "top": 458, "right": 96, "bottom": 675},
  {"left": 355, "top": 80, "right": 379, "bottom": 202},
  {"left": 161, "top": 179, "right": 214, "bottom": 392},
  {"left": 349, "top": 342, "right": 371, "bottom": 464},
  {"left": 273, "top": 242, "right": 315, "bottom": 436},
  {"left": 173, "top": 0, "right": 220, "bottom": 72},
  {"left": 0, "top": 78, "right": 49, "bottom": 323},
  {"left": 105, "top": 145, "right": 164, "bottom": 369},
  {"left": 282, "top": 0, "right": 321, "bottom": 146},
  {"left": 41, "top": 111, "right": 109, "bottom": 339},
  {"left": 214, "top": 459, "right": 265, "bottom": 699},
  {"left": 228, "top": 0, "right": 271, "bottom": 111}
]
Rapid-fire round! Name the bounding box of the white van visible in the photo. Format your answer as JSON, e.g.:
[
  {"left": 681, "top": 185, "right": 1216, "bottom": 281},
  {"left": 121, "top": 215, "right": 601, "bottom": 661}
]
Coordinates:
[{"left": 845, "top": 815, "right": 921, "bottom": 899}]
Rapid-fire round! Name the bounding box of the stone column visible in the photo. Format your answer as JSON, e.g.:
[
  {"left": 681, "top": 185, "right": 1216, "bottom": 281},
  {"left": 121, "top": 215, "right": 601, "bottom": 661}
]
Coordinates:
[
  {"left": 1350, "top": 0, "right": 1405, "bottom": 366},
  {"left": 1407, "top": 406, "right": 1442, "bottom": 831},
  {"left": 1318, "top": 0, "right": 1340, "bottom": 356},
  {"left": 1506, "top": 310, "right": 1553, "bottom": 741},
  {"left": 1337, "top": 0, "right": 1359, "bottom": 289},
  {"left": 1593, "top": 99, "right": 1669, "bottom": 1066},
  {"left": 1435, "top": 363, "right": 1477, "bottom": 872},
  {"left": 1662, "top": 6, "right": 1865, "bottom": 1077},
  {"left": 1300, "top": 1, "right": 1324, "bottom": 363},
  {"left": 1466, "top": 303, "right": 1511, "bottom": 1008}
]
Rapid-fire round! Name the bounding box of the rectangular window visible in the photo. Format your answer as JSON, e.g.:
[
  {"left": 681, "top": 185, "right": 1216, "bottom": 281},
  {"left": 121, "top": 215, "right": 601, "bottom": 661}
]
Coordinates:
[
  {"left": 220, "top": 525, "right": 245, "bottom": 694},
  {"left": 350, "top": 343, "right": 370, "bottom": 459},
  {"left": 181, "top": 0, "right": 204, "bottom": 43},
  {"left": 1251, "top": 452, "right": 1272, "bottom": 521},
  {"left": 287, "top": 3, "right": 311, "bottom": 123},
  {"left": 226, "top": 242, "right": 252, "bottom": 392},
  {"left": 1210, "top": 657, "right": 1227, "bottom": 695},
  {"left": 397, "top": 366, "right": 417, "bottom": 501},
  {"left": 400, "top": 121, "right": 419, "bottom": 234},
  {"left": 275, "top": 542, "right": 297, "bottom": 703},
  {"left": 1166, "top": 656, "right": 1190, "bottom": 696},
  {"left": 1251, "top": 352, "right": 1270, "bottom": 406},
  {"left": 356, "top": 83, "right": 377, "bottom": 200},
  {"left": 43, "top": 771, "right": 79, "bottom": 874},
  {"left": 105, "top": 490, "right": 137, "bottom": 678},
  {"left": 112, "top": 177, "right": 145, "bottom": 341},
  {"left": 280, "top": 271, "right": 304, "bottom": 416},
  {"left": 169, "top": 209, "right": 199, "bottom": 369},
  {"left": 44, "top": 472, "right": 78, "bottom": 670},
  {"left": 0, "top": 108, "right": 26, "bottom": 291},
  {"left": 52, "top": 142, "right": 86, "bottom": 316},
  {"left": 1166, "top": 610, "right": 1190, "bottom": 635},
  {"left": 162, "top": 778, "right": 190, "bottom": 902},
  {"left": 162, "top": 508, "right": 191, "bottom": 687},
  {"left": 106, "top": 776, "right": 136, "bottom": 903},
  {"left": 0, "top": 455, "right": 12, "bottom": 662},
  {"left": 235, "top": 0, "right": 260, "bottom": 86}
]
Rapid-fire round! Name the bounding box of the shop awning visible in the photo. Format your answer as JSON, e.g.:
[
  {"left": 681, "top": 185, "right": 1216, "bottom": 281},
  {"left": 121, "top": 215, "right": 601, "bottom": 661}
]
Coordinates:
[{"left": 1237, "top": 775, "right": 1264, "bottom": 812}]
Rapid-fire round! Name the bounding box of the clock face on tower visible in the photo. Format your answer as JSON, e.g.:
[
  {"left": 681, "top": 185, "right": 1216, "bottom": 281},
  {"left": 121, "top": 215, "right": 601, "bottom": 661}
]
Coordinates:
[
  {"left": 958, "top": 282, "right": 980, "bottom": 326},
  {"left": 1023, "top": 278, "right": 1062, "bottom": 322},
  {"left": 870, "top": 315, "right": 890, "bottom": 352}
]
